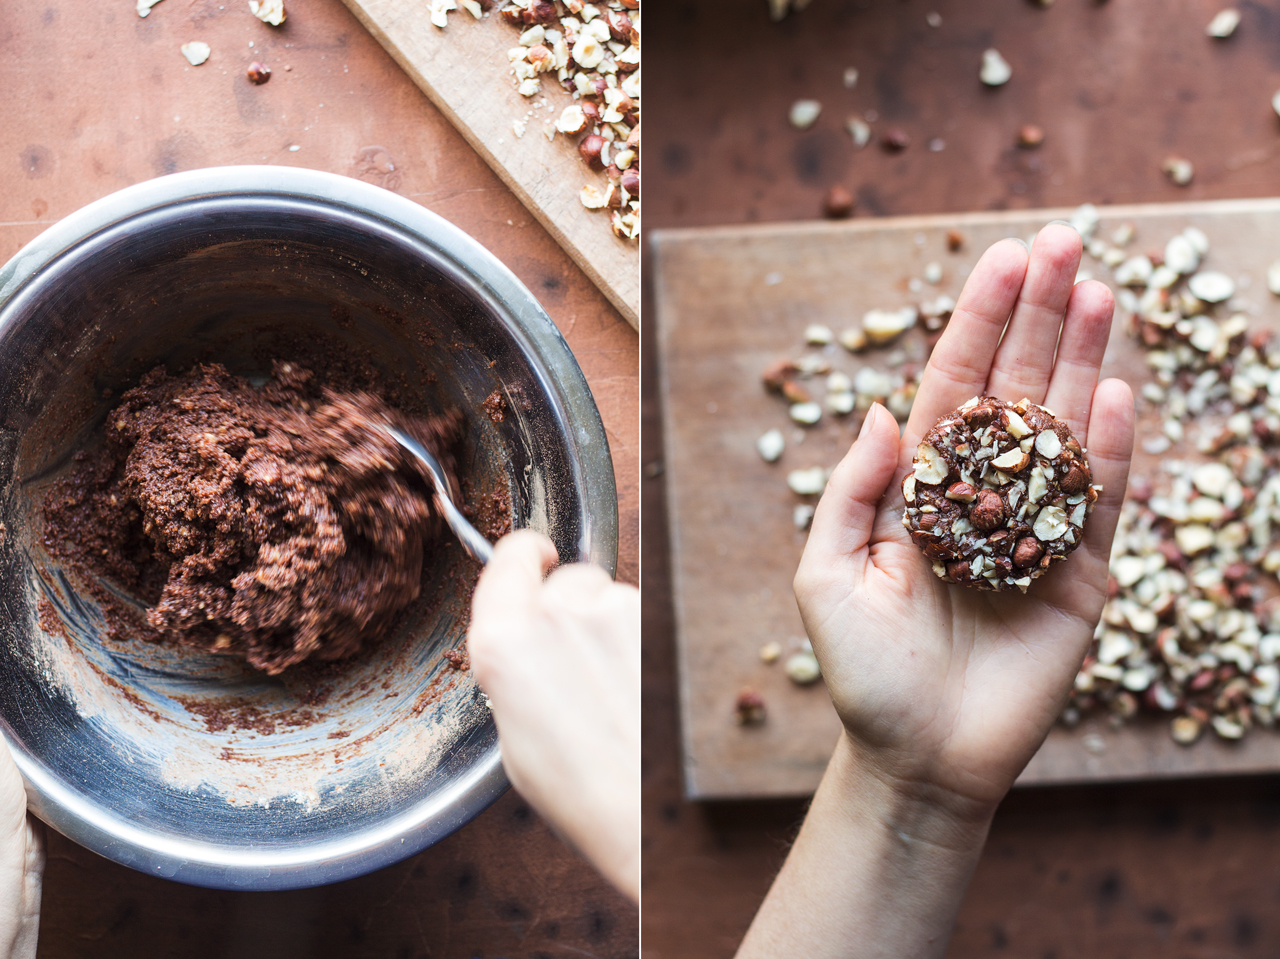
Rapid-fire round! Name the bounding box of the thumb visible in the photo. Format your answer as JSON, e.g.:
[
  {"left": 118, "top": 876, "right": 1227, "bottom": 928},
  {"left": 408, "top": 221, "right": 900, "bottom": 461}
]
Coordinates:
[
  {"left": 472, "top": 530, "right": 558, "bottom": 613},
  {"left": 802, "top": 403, "right": 902, "bottom": 574},
  {"left": 468, "top": 530, "right": 558, "bottom": 678}
]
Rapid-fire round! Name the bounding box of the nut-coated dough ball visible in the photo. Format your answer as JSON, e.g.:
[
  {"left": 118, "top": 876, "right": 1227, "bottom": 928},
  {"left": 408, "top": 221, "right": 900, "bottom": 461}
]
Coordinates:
[{"left": 901, "top": 395, "right": 1099, "bottom": 592}]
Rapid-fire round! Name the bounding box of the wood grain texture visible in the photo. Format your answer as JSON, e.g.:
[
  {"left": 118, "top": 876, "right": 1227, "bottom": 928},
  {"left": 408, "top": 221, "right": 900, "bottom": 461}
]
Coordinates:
[
  {"left": 339, "top": 0, "right": 640, "bottom": 327},
  {"left": 654, "top": 198, "right": 1280, "bottom": 800}
]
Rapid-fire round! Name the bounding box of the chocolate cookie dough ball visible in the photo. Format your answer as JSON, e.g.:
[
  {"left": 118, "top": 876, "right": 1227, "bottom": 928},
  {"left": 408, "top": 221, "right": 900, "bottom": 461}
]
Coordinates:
[{"left": 900, "top": 395, "right": 1099, "bottom": 592}]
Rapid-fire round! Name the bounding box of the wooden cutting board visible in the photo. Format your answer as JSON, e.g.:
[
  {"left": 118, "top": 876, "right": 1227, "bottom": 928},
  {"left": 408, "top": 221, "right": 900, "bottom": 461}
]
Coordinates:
[
  {"left": 653, "top": 198, "right": 1280, "bottom": 800},
  {"left": 339, "top": 0, "right": 639, "bottom": 328}
]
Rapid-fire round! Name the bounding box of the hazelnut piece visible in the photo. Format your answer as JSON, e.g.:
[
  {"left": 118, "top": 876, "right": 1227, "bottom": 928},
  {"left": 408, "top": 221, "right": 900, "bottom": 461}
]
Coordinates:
[
  {"left": 556, "top": 105, "right": 590, "bottom": 136},
  {"left": 527, "top": 44, "right": 554, "bottom": 72},
  {"left": 525, "top": 0, "right": 557, "bottom": 24},
  {"left": 991, "top": 447, "right": 1031, "bottom": 472},
  {"left": 880, "top": 128, "right": 911, "bottom": 151},
  {"left": 969, "top": 489, "right": 1007, "bottom": 531},
  {"left": 247, "top": 61, "right": 271, "bottom": 84},
  {"left": 962, "top": 403, "right": 999, "bottom": 428},
  {"left": 946, "top": 229, "right": 965, "bottom": 251},
  {"left": 578, "top": 134, "right": 606, "bottom": 170},
  {"left": 912, "top": 443, "right": 950, "bottom": 485},
  {"left": 761, "top": 359, "right": 799, "bottom": 391},
  {"left": 619, "top": 169, "right": 640, "bottom": 198},
  {"left": 1017, "top": 124, "right": 1045, "bottom": 148},
  {"left": 781, "top": 381, "right": 811, "bottom": 404},
  {"left": 1060, "top": 461, "right": 1091, "bottom": 494},
  {"left": 735, "top": 688, "right": 767, "bottom": 725},
  {"left": 945, "top": 481, "right": 978, "bottom": 503},
  {"left": 822, "top": 185, "right": 856, "bottom": 219},
  {"left": 1012, "top": 536, "right": 1044, "bottom": 568},
  {"left": 606, "top": 10, "right": 633, "bottom": 41}
]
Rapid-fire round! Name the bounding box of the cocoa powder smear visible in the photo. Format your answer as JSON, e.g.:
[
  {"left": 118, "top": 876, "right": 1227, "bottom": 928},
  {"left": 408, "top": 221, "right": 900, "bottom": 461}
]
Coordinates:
[{"left": 43, "top": 361, "right": 460, "bottom": 675}]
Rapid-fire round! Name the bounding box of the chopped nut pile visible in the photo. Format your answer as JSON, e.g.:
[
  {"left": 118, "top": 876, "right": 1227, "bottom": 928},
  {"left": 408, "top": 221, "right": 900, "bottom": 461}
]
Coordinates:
[
  {"left": 1063, "top": 207, "right": 1280, "bottom": 745},
  {"left": 489, "top": 0, "right": 641, "bottom": 241}
]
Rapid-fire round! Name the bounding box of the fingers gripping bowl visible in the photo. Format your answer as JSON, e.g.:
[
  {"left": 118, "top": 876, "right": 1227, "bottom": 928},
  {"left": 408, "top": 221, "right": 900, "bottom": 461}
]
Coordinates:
[
  {"left": 0, "top": 168, "right": 617, "bottom": 889},
  {"left": 902, "top": 395, "right": 1100, "bottom": 592}
]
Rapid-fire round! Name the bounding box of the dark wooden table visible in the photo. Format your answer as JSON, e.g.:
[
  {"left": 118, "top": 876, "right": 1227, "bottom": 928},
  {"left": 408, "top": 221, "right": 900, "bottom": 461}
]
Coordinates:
[
  {"left": 1, "top": 2, "right": 638, "bottom": 956},
  {"left": 644, "top": 1, "right": 1280, "bottom": 955}
]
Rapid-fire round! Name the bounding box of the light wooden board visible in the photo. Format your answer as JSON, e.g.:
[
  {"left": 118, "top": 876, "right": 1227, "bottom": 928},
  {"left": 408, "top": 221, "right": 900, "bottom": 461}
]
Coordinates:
[
  {"left": 654, "top": 198, "right": 1280, "bottom": 800},
  {"left": 340, "top": 0, "right": 639, "bottom": 328}
]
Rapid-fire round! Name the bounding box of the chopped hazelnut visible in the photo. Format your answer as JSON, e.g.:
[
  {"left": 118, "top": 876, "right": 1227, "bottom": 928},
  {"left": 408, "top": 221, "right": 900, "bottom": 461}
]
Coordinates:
[
  {"left": 579, "top": 134, "right": 606, "bottom": 170},
  {"left": 822, "top": 185, "right": 856, "bottom": 220},
  {"left": 1017, "top": 124, "right": 1045, "bottom": 148},
  {"left": 880, "top": 128, "right": 910, "bottom": 152},
  {"left": 735, "top": 688, "right": 767, "bottom": 725}
]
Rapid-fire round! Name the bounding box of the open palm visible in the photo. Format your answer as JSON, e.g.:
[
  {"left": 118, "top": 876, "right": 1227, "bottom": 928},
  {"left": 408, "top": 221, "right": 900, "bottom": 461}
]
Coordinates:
[{"left": 795, "top": 224, "right": 1135, "bottom": 809}]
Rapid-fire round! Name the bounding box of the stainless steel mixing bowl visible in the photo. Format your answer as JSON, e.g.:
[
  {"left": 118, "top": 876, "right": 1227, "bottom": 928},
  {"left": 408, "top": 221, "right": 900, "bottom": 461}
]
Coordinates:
[{"left": 0, "top": 167, "right": 618, "bottom": 890}]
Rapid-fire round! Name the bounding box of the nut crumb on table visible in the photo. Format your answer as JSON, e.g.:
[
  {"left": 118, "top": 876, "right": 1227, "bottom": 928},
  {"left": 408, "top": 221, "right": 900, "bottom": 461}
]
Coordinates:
[{"left": 249, "top": 0, "right": 286, "bottom": 26}]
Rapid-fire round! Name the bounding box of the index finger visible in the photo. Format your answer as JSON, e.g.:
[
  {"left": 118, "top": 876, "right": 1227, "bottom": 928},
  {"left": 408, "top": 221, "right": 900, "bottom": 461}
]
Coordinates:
[{"left": 903, "top": 238, "right": 1029, "bottom": 454}]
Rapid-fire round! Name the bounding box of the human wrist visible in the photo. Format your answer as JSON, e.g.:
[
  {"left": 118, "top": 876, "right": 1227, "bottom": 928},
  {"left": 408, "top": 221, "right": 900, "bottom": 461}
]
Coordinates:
[
  {"left": 828, "top": 731, "right": 1000, "bottom": 856},
  {"left": 737, "top": 731, "right": 999, "bottom": 958}
]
